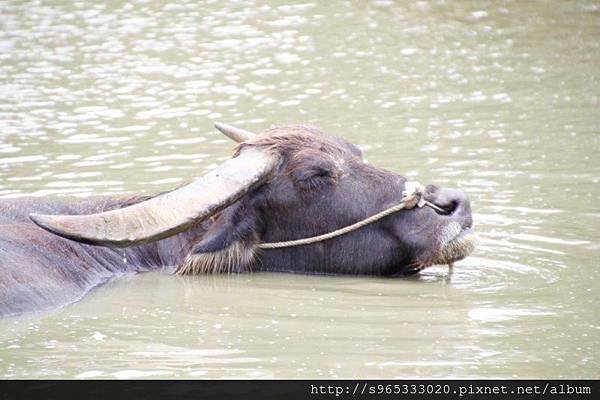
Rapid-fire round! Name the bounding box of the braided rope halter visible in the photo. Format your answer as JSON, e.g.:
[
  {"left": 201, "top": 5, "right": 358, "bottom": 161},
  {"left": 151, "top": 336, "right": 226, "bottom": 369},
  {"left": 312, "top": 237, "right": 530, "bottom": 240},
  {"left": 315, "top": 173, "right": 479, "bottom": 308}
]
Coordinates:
[{"left": 257, "top": 181, "right": 444, "bottom": 249}]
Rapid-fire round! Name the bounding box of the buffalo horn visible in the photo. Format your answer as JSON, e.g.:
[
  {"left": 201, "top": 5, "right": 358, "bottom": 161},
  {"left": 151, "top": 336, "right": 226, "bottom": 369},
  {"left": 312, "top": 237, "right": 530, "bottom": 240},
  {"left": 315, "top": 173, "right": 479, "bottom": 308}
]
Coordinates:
[
  {"left": 214, "top": 122, "right": 256, "bottom": 143},
  {"left": 30, "top": 148, "right": 279, "bottom": 247}
]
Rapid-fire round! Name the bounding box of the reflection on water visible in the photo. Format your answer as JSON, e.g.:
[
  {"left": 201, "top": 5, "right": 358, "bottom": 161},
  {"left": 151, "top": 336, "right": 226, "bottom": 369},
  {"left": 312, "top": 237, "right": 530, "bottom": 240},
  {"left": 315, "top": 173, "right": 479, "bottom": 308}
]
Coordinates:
[{"left": 0, "top": 0, "right": 598, "bottom": 378}]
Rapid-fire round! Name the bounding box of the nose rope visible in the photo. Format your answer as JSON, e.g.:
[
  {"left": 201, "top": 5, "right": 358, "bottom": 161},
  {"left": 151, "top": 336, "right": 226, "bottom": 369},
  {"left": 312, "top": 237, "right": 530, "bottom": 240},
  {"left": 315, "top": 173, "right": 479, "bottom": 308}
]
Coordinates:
[{"left": 257, "top": 181, "right": 442, "bottom": 249}]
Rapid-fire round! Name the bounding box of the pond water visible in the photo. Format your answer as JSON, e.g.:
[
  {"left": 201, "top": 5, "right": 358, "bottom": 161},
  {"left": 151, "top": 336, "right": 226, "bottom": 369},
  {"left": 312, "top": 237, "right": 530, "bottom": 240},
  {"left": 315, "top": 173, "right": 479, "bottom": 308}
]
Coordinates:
[{"left": 0, "top": 0, "right": 598, "bottom": 378}]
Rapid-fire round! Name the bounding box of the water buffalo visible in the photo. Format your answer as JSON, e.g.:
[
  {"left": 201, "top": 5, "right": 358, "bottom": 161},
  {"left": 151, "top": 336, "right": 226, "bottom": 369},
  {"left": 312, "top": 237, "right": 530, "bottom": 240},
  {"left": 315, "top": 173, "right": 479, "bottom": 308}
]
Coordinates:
[{"left": 0, "top": 124, "right": 475, "bottom": 317}]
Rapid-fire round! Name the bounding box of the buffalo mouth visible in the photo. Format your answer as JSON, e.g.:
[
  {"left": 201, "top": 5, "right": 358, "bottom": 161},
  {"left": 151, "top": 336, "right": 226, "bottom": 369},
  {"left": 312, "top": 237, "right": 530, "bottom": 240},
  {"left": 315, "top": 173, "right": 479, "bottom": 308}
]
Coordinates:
[
  {"left": 404, "top": 222, "right": 477, "bottom": 274},
  {"left": 430, "top": 221, "right": 477, "bottom": 267}
]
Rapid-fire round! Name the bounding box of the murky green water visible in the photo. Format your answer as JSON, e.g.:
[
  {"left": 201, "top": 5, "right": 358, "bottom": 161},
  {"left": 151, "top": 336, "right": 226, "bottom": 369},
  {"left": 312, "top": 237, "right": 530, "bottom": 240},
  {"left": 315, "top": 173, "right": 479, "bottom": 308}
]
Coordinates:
[{"left": 0, "top": 0, "right": 598, "bottom": 378}]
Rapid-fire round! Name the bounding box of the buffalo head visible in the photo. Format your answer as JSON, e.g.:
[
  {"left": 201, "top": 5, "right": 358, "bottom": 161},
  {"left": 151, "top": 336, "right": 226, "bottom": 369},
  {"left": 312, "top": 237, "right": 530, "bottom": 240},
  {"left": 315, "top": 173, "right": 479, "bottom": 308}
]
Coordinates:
[{"left": 30, "top": 123, "right": 476, "bottom": 276}]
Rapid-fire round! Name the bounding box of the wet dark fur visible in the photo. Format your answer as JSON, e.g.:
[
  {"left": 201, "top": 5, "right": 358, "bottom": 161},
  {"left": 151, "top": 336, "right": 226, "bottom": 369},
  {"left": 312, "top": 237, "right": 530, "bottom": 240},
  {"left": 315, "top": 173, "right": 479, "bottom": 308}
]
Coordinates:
[
  {"left": 0, "top": 196, "right": 206, "bottom": 316},
  {"left": 0, "top": 125, "right": 473, "bottom": 317}
]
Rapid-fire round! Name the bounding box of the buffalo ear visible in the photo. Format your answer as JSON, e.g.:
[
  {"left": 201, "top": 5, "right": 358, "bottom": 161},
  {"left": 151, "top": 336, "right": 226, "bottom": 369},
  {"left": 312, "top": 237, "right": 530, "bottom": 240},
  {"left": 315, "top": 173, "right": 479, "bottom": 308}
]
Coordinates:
[
  {"left": 175, "top": 202, "right": 260, "bottom": 274},
  {"left": 332, "top": 136, "right": 363, "bottom": 159},
  {"left": 195, "top": 201, "right": 260, "bottom": 252}
]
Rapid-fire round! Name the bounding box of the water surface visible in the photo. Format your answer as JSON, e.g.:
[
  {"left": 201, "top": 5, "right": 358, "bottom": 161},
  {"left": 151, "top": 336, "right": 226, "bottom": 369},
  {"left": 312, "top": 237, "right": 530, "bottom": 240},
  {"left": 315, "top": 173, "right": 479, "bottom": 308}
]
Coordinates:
[{"left": 0, "top": 0, "right": 598, "bottom": 378}]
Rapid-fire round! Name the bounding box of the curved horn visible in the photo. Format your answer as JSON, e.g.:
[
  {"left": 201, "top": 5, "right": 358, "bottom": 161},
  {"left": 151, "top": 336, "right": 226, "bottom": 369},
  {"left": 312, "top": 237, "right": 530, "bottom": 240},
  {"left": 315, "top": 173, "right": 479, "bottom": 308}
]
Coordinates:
[
  {"left": 214, "top": 122, "right": 256, "bottom": 143},
  {"left": 30, "top": 148, "right": 279, "bottom": 247}
]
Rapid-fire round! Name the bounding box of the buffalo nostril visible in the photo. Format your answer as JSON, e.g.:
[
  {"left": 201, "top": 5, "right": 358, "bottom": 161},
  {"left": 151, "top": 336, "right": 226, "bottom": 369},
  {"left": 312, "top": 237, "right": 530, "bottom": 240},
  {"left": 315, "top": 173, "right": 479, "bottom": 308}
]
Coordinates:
[
  {"left": 445, "top": 200, "right": 459, "bottom": 215},
  {"left": 426, "top": 188, "right": 467, "bottom": 216},
  {"left": 431, "top": 200, "right": 458, "bottom": 215}
]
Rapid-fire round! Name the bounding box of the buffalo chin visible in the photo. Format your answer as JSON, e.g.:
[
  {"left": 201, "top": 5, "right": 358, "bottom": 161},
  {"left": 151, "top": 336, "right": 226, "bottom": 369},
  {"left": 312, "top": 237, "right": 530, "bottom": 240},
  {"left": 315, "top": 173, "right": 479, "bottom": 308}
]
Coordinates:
[
  {"left": 431, "top": 228, "right": 477, "bottom": 267},
  {"left": 405, "top": 222, "right": 477, "bottom": 274}
]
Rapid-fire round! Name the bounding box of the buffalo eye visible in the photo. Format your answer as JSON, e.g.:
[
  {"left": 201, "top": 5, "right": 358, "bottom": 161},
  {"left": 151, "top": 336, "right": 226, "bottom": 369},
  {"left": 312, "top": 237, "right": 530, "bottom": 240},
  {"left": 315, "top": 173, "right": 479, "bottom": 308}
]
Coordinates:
[
  {"left": 287, "top": 149, "right": 342, "bottom": 191},
  {"left": 289, "top": 162, "right": 339, "bottom": 191}
]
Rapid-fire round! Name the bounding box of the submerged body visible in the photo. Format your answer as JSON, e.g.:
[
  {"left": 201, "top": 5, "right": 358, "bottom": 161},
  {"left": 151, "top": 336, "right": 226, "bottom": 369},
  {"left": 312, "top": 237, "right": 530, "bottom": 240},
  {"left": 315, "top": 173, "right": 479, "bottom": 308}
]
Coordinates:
[
  {"left": 0, "top": 125, "right": 475, "bottom": 317},
  {"left": 0, "top": 197, "right": 202, "bottom": 316}
]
